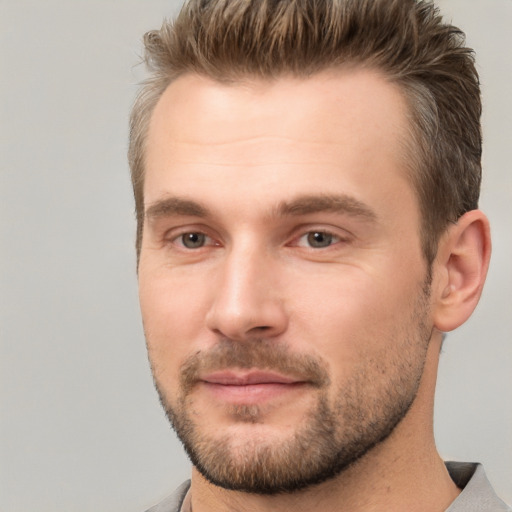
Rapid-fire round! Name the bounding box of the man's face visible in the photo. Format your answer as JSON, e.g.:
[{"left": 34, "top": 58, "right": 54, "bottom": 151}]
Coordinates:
[{"left": 138, "top": 70, "right": 433, "bottom": 493}]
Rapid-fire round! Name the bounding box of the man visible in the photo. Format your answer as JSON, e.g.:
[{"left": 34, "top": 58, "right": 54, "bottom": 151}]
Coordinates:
[{"left": 129, "top": 0, "right": 510, "bottom": 511}]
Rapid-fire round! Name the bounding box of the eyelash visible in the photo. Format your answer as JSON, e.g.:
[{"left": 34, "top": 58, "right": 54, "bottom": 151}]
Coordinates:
[
  {"left": 171, "top": 231, "right": 218, "bottom": 249},
  {"left": 292, "top": 230, "right": 343, "bottom": 249},
  {"left": 167, "top": 227, "right": 347, "bottom": 251}
]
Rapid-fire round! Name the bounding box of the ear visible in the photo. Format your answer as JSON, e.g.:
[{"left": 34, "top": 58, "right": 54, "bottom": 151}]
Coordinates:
[{"left": 431, "top": 210, "right": 491, "bottom": 332}]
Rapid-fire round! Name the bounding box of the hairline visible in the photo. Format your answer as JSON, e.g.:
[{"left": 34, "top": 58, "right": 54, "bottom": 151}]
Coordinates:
[{"left": 134, "top": 64, "right": 440, "bottom": 266}]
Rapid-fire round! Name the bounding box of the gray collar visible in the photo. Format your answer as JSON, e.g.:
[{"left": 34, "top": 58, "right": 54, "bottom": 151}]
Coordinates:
[{"left": 445, "top": 462, "right": 510, "bottom": 511}]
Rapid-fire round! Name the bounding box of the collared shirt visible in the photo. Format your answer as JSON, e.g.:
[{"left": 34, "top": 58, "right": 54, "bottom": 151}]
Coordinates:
[
  {"left": 445, "top": 462, "right": 510, "bottom": 511},
  {"left": 145, "top": 462, "right": 510, "bottom": 512}
]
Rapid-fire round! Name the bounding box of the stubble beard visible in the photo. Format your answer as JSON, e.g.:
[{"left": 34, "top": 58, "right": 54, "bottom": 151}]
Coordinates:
[{"left": 151, "top": 283, "right": 433, "bottom": 495}]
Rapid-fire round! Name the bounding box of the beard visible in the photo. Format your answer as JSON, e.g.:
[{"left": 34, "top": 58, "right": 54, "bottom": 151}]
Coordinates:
[{"left": 150, "top": 282, "right": 433, "bottom": 495}]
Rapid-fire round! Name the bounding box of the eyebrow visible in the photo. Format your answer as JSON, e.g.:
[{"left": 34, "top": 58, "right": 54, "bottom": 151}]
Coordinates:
[
  {"left": 145, "top": 197, "right": 210, "bottom": 222},
  {"left": 144, "top": 194, "right": 377, "bottom": 223},
  {"left": 275, "top": 194, "right": 377, "bottom": 221}
]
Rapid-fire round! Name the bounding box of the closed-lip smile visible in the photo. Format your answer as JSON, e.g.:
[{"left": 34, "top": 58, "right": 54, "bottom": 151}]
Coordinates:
[
  {"left": 199, "top": 370, "right": 308, "bottom": 404},
  {"left": 202, "top": 370, "right": 300, "bottom": 385}
]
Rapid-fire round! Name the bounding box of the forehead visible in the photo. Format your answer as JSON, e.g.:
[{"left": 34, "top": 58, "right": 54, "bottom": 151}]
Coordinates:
[
  {"left": 144, "top": 69, "right": 415, "bottom": 218},
  {"left": 147, "top": 68, "right": 410, "bottom": 156}
]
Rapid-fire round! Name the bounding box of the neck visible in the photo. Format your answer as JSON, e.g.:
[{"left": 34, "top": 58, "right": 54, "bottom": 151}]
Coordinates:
[{"left": 189, "top": 333, "right": 460, "bottom": 512}]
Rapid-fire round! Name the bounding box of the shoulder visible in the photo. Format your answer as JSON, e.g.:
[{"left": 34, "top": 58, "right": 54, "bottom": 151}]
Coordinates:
[{"left": 144, "top": 480, "right": 191, "bottom": 512}]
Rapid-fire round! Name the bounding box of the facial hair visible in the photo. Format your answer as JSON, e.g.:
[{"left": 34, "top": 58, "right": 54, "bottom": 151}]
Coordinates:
[{"left": 151, "top": 283, "right": 433, "bottom": 495}]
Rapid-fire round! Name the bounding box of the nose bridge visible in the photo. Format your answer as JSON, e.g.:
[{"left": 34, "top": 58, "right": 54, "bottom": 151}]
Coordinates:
[{"left": 206, "top": 238, "right": 287, "bottom": 340}]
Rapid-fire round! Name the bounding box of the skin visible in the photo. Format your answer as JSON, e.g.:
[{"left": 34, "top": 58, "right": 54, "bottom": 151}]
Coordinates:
[{"left": 138, "top": 69, "right": 491, "bottom": 512}]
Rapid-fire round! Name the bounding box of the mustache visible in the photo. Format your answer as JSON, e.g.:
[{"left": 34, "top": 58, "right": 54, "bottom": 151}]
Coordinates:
[{"left": 179, "top": 339, "right": 330, "bottom": 394}]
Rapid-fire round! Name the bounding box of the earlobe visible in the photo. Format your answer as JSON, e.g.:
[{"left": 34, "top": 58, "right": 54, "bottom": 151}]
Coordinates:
[{"left": 432, "top": 210, "right": 491, "bottom": 332}]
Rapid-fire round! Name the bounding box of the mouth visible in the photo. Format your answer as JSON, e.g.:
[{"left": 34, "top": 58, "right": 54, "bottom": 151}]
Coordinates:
[{"left": 199, "top": 370, "right": 309, "bottom": 405}]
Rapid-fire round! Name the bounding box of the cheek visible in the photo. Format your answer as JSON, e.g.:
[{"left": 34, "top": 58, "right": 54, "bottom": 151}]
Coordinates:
[
  {"left": 288, "top": 263, "right": 425, "bottom": 363},
  {"left": 140, "top": 263, "right": 209, "bottom": 328},
  {"left": 138, "top": 269, "right": 210, "bottom": 382}
]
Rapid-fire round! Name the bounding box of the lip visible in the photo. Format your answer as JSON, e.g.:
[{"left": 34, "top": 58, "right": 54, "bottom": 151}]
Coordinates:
[
  {"left": 199, "top": 370, "right": 307, "bottom": 404},
  {"left": 201, "top": 370, "right": 300, "bottom": 386}
]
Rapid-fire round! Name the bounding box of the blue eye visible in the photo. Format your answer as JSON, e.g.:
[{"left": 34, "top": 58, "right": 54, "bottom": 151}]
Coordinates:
[{"left": 180, "top": 232, "right": 206, "bottom": 249}]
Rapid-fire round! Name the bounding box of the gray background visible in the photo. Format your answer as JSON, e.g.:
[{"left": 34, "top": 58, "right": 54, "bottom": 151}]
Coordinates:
[{"left": 1, "top": 0, "right": 510, "bottom": 510}]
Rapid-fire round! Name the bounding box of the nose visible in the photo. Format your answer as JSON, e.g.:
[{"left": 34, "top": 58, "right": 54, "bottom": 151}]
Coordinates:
[{"left": 205, "top": 244, "right": 288, "bottom": 341}]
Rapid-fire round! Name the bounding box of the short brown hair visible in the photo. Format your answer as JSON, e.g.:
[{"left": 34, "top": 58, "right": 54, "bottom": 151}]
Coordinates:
[{"left": 129, "top": 0, "right": 481, "bottom": 265}]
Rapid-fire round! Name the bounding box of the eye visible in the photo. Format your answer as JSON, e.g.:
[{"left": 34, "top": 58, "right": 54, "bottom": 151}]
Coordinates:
[
  {"left": 178, "top": 232, "right": 208, "bottom": 249},
  {"left": 298, "top": 231, "right": 340, "bottom": 248}
]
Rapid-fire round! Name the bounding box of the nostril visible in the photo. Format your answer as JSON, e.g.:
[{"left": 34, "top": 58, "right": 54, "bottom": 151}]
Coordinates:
[{"left": 205, "top": 293, "right": 289, "bottom": 340}]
